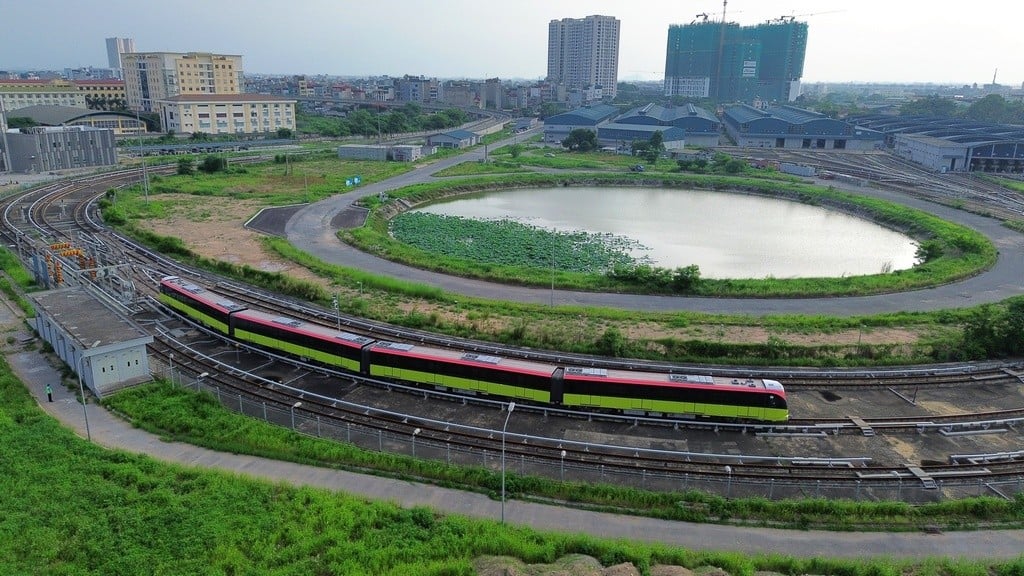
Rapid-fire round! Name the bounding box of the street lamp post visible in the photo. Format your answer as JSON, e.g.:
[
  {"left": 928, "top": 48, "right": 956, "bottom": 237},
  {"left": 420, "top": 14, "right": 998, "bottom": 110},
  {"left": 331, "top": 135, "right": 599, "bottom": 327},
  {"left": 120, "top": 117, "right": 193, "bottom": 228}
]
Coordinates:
[
  {"left": 724, "top": 465, "right": 733, "bottom": 498},
  {"left": 501, "top": 401, "right": 516, "bottom": 524},
  {"left": 291, "top": 401, "right": 302, "bottom": 430},
  {"left": 560, "top": 449, "right": 567, "bottom": 481},
  {"left": 135, "top": 108, "right": 149, "bottom": 203},
  {"left": 168, "top": 353, "right": 175, "bottom": 385},
  {"left": 411, "top": 427, "right": 421, "bottom": 457},
  {"left": 77, "top": 354, "right": 92, "bottom": 442},
  {"left": 332, "top": 293, "right": 340, "bottom": 331}
]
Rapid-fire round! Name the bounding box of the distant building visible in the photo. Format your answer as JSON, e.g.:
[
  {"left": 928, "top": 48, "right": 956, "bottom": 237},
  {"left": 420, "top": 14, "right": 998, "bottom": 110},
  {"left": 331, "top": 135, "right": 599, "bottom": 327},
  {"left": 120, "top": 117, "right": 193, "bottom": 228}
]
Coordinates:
[
  {"left": 105, "top": 37, "right": 136, "bottom": 73},
  {"left": 157, "top": 94, "right": 294, "bottom": 136},
  {"left": 337, "top": 144, "right": 389, "bottom": 161},
  {"left": 598, "top": 123, "right": 686, "bottom": 150},
  {"left": 4, "top": 125, "right": 117, "bottom": 173},
  {"left": 9, "top": 104, "right": 145, "bottom": 136},
  {"left": 64, "top": 66, "right": 119, "bottom": 81},
  {"left": 852, "top": 114, "right": 1024, "bottom": 173},
  {"left": 426, "top": 129, "right": 479, "bottom": 149},
  {"left": 547, "top": 15, "right": 620, "bottom": 100},
  {"left": 722, "top": 104, "right": 882, "bottom": 150},
  {"left": 0, "top": 79, "right": 86, "bottom": 111},
  {"left": 542, "top": 103, "right": 619, "bottom": 143},
  {"left": 390, "top": 145, "right": 422, "bottom": 162},
  {"left": 484, "top": 78, "right": 502, "bottom": 110},
  {"left": 614, "top": 103, "right": 721, "bottom": 147},
  {"left": 72, "top": 80, "right": 127, "bottom": 110},
  {"left": 664, "top": 19, "right": 808, "bottom": 103},
  {"left": 122, "top": 52, "right": 244, "bottom": 112}
]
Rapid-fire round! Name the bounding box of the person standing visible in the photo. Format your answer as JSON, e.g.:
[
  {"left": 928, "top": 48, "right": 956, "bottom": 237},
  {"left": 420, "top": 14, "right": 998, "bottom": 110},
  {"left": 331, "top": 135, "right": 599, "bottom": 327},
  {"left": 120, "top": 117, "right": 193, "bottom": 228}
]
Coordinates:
[{"left": 45, "top": 384, "right": 53, "bottom": 402}]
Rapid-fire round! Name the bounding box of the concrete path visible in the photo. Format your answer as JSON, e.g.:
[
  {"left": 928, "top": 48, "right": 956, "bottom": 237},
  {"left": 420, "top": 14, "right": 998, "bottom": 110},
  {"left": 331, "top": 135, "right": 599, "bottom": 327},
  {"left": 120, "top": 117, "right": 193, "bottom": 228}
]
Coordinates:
[{"left": 5, "top": 314, "right": 1022, "bottom": 560}]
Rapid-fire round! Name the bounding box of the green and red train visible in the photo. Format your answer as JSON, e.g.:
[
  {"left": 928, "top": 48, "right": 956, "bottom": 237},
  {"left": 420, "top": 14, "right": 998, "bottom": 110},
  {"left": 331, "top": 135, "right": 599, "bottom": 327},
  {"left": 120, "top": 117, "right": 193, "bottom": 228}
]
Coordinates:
[{"left": 159, "top": 276, "right": 789, "bottom": 422}]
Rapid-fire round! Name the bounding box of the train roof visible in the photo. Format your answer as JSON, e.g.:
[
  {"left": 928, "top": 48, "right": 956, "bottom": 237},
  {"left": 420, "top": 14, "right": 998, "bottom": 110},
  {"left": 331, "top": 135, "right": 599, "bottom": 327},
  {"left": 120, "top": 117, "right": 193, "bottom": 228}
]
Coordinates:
[
  {"left": 371, "top": 341, "right": 558, "bottom": 376},
  {"left": 563, "top": 367, "right": 786, "bottom": 396},
  {"left": 234, "top": 308, "right": 375, "bottom": 347},
  {"left": 160, "top": 276, "right": 247, "bottom": 313}
]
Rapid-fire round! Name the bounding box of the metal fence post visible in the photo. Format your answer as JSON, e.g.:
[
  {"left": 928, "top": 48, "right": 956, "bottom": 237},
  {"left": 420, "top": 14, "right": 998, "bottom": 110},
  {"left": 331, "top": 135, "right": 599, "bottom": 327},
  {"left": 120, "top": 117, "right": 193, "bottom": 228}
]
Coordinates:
[
  {"left": 238, "top": 394, "right": 243, "bottom": 413},
  {"left": 262, "top": 402, "right": 267, "bottom": 422}
]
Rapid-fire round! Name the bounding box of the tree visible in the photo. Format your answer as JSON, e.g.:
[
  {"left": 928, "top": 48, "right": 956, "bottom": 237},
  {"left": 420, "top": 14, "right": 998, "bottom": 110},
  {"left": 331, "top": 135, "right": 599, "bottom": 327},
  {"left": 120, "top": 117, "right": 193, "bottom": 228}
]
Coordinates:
[
  {"left": 539, "top": 102, "right": 564, "bottom": 120},
  {"left": 176, "top": 157, "right": 195, "bottom": 175},
  {"left": 507, "top": 144, "right": 524, "bottom": 159},
  {"left": 900, "top": 95, "right": 958, "bottom": 118},
  {"left": 915, "top": 239, "right": 943, "bottom": 264},
  {"left": 198, "top": 155, "right": 227, "bottom": 174},
  {"left": 672, "top": 265, "right": 701, "bottom": 292},
  {"left": 276, "top": 128, "right": 293, "bottom": 139},
  {"left": 561, "top": 128, "right": 598, "bottom": 152},
  {"left": 6, "top": 117, "right": 38, "bottom": 129}
]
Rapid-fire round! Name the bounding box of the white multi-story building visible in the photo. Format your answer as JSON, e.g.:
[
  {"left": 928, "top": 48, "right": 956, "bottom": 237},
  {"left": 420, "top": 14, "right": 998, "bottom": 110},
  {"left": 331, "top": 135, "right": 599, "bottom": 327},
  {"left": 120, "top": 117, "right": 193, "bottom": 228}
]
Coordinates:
[
  {"left": 157, "top": 94, "right": 295, "bottom": 136},
  {"left": 122, "top": 52, "right": 243, "bottom": 112},
  {"left": 105, "top": 37, "right": 136, "bottom": 75},
  {"left": 546, "top": 15, "right": 620, "bottom": 100}
]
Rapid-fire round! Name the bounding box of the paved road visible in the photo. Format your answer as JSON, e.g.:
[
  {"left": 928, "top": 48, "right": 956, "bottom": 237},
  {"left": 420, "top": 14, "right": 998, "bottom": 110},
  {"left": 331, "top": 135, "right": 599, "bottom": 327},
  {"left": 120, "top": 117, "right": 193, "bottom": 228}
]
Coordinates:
[{"left": 285, "top": 140, "right": 1024, "bottom": 316}]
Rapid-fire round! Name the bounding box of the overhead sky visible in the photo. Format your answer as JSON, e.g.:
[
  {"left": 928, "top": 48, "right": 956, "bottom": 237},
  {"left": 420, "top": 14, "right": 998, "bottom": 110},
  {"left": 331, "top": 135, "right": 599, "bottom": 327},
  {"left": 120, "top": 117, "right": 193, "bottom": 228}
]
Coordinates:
[{"left": 3, "top": 0, "right": 1022, "bottom": 87}]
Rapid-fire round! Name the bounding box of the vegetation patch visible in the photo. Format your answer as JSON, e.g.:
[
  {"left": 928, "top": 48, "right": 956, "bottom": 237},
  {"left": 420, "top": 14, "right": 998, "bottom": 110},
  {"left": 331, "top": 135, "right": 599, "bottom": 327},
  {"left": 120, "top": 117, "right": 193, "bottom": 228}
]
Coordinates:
[
  {"left": 344, "top": 172, "right": 997, "bottom": 297},
  {"left": 105, "top": 381, "right": 1024, "bottom": 534}
]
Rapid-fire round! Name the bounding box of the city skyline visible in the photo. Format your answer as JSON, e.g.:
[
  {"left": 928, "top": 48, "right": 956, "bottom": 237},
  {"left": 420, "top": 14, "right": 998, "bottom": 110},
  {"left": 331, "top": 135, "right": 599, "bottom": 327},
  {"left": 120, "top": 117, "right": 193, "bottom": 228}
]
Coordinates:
[{"left": 2, "top": 0, "right": 1023, "bottom": 87}]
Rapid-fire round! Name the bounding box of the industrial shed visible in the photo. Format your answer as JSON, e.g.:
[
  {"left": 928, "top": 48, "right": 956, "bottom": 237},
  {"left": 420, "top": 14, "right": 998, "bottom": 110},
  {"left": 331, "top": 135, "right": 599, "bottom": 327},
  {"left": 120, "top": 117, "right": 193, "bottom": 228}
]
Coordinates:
[
  {"left": 597, "top": 123, "right": 686, "bottom": 150},
  {"left": 29, "top": 287, "right": 153, "bottom": 398},
  {"left": 852, "top": 114, "right": 1024, "bottom": 173},
  {"left": 543, "top": 104, "right": 619, "bottom": 143},
  {"left": 614, "top": 103, "right": 721, "bottom": 147},
  {"left": 723, "top": 104, "right": 883, "bottom": 150}
]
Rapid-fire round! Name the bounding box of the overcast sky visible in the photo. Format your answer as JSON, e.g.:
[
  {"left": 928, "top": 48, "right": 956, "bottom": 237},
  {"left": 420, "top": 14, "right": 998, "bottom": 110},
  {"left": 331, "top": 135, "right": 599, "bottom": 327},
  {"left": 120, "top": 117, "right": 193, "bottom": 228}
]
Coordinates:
[{"left": 3, "top": 0, "right": 1022, "bottom": 87}]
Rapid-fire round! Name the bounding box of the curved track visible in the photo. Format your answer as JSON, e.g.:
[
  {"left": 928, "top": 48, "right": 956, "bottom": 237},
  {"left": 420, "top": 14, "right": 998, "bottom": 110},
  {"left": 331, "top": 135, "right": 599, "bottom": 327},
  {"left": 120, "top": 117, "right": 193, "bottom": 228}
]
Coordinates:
[{"left": 5, "top": 153, "right": 1024, "bottom": 502}]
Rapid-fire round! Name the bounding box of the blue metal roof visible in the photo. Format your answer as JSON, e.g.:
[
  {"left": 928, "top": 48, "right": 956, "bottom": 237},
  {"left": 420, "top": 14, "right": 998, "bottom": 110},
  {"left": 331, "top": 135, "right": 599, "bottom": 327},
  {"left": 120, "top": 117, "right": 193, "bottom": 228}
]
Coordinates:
[{"left": 442, "top": 129, "right": 478, "bottom": 140}]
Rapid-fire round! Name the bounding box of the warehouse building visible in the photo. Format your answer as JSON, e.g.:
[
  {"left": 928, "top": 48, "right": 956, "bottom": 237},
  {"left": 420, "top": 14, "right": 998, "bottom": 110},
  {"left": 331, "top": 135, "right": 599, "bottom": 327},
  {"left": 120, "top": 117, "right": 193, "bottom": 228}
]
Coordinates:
[
  {"left": 614, "top": 103, "right": 720, "bottom": 147},
  {"left": 543, "top": 103, "right": 619, "bottom": 143},
  {"left": 723, "top": 104, "right": 883, "bottom": 150},
  {"left": 850, "top": 115, "right": 1024, "bottom": 173},
  {"left": 4, "top": 125, "right": 117, "bottom": 173}
]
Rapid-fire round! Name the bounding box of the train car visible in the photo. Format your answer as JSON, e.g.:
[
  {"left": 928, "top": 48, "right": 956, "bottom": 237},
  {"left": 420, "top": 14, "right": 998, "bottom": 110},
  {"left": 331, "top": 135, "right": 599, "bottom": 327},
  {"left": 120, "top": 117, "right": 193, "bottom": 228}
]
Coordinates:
[
  {"left": 366, "top": 341, "right": 556, "bottom": 403},
  {"left": 159, "top": 276, "right": 246, "bottom": 335},
  {"left": 557, "top": 367, "right": 788, "bottom": 422},
  {"left": 231, "top": 309, "right": 373, "bottom": 373}
]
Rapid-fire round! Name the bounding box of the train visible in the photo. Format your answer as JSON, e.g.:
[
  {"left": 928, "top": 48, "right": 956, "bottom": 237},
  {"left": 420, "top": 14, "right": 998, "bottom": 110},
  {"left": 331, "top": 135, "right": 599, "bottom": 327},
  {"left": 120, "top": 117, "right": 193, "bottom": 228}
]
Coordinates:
[{"left": 158, "top": 276, "right": 789, "bottom": 422}]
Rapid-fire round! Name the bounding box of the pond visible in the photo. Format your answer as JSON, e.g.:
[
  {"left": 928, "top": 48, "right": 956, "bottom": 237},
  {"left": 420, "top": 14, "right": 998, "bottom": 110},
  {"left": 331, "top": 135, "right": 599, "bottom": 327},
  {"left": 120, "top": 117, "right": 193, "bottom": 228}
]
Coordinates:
[{"left": 412, "top": 187, "right": 920, "bottom": 279}]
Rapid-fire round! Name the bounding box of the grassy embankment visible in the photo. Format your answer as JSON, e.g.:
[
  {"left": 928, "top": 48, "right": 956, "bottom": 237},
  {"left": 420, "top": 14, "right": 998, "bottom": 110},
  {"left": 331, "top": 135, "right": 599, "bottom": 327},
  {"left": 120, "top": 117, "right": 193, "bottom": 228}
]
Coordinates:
[
  {"left": 1, "top": 359, "right": 1019, "bottom": 576},
  {"left": 102, "top": 380, "right": 1024, "bottom": 535}
]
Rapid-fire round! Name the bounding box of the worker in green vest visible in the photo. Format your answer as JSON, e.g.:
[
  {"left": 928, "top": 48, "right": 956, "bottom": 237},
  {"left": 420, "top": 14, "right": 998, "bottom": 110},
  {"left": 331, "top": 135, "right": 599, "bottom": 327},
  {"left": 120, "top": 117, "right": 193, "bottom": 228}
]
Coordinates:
[{"left": 45, "top": 384, "right": 53, "bottom": 402}]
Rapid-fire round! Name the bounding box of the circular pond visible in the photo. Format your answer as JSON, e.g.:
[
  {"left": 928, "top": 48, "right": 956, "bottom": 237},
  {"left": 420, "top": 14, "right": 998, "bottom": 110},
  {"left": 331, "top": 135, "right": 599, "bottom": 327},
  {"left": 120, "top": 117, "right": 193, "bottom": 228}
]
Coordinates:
[{"left": 411, "top": 187, "right": 920, "bottom": 279}]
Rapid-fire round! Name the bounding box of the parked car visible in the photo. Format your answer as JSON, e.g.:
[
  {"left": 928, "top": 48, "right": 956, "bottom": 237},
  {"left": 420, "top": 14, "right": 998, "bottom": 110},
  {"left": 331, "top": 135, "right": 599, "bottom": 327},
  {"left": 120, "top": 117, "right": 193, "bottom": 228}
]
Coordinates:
[{"left": 630, "top": 164, "right": 645, "bottom": 172}]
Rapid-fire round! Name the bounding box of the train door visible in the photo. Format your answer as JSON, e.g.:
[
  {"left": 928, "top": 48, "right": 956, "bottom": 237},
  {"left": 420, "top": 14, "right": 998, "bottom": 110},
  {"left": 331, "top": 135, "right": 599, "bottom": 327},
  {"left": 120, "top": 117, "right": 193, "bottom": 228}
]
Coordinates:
[{"left": 550, "top": 368, "right": 564, "bottom": 405}]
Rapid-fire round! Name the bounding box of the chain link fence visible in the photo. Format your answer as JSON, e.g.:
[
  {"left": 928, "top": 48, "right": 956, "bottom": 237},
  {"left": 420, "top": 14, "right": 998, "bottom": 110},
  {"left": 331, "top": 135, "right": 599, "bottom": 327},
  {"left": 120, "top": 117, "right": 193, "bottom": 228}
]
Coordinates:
[{"left": 159, "top": 365, "right": 1024, "bottom": 503}]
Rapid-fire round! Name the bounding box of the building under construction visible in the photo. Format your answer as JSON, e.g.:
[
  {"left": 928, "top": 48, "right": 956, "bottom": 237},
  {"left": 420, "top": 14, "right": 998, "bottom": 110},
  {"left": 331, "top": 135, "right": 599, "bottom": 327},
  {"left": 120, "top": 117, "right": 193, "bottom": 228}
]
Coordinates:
[{"left": 664, "top": 17, "right": 808, "bottom": 104}]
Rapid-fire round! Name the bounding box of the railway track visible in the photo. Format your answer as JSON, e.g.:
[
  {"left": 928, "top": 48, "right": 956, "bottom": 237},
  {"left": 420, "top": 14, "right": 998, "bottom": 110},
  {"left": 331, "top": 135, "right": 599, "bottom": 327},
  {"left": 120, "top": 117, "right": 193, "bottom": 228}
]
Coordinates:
[{"left": 5, "top": 156, "right": 1023, "bottom": 500}]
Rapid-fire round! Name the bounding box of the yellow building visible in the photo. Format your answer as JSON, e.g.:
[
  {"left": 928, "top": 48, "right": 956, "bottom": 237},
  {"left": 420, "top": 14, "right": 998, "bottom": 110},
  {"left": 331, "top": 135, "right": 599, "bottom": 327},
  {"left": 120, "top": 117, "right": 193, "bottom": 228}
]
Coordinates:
[
  {"left": 0, "top": 79, "right": 86, "bottom": 111},
  {"left": 72, "top": 80, "right": 127, "bottom": 109},
  {"left": 122, "top": 52, "right": 243, "bottom": 112},
  {"left": 157, "top": 94, "right": 295, "bottom": 136}
]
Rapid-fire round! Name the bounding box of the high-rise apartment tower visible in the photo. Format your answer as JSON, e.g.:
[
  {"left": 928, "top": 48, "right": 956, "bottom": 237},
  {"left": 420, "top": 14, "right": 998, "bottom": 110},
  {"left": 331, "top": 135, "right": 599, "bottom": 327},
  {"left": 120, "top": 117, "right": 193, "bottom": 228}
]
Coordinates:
[
  {"left": 664, "top": 19, "right": 807, "bottom": 103},
  {"left": 547, "top": 15, "right": 620, "bottom": 100},
  {"left": 105, "top": 37, "right": 136, "bottom": 72}
]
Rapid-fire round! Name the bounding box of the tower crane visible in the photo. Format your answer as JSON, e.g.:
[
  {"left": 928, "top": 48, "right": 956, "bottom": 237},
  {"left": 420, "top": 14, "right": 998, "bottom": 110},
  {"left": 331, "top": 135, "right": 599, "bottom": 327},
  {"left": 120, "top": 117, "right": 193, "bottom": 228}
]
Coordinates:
[{"left": 768, "top": 10, "right": 844, "bottom": 24}]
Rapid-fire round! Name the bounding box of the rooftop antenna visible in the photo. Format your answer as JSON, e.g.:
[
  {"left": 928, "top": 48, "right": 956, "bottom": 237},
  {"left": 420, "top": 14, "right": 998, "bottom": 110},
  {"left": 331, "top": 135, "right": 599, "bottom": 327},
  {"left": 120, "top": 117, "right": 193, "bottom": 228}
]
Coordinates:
[{"left": 992, "top": 68, "right": 998, "bottom": 85}]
